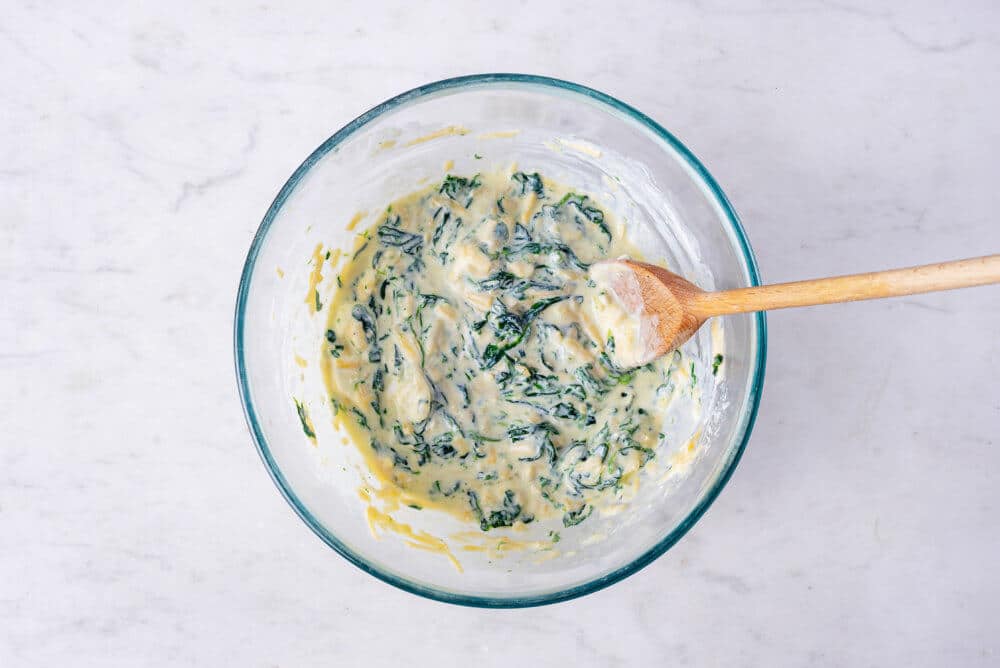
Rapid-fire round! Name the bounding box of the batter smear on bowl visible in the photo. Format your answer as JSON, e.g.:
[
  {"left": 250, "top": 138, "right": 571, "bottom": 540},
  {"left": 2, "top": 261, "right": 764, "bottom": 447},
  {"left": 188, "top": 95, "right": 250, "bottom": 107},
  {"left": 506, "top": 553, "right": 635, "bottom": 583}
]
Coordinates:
[{"left": 320, "top": 168, "right": 703, "bottom": 531}]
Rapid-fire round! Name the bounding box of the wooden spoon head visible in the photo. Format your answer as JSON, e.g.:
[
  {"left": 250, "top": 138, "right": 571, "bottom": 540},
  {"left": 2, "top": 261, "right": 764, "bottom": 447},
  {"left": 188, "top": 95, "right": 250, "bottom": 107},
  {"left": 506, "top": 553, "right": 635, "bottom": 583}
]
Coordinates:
[{"left": 589, "top": 259, "right": 707, "bottom": 366}]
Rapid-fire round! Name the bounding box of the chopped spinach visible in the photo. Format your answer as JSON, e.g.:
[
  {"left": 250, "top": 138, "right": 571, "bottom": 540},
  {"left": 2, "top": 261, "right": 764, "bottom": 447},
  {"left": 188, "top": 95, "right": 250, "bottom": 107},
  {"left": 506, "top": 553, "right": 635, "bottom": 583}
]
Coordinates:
[
  {"left": 496, "top": 223, "right": 590, "bottom": 271},
  {"left": 511, "top": 171, "right": 544, "bottom": 197},
  {"left": 429, "top": 432, "right": 457, "bottom": 458},
  {"left": 323, "top": 170, "right": 703, "bottom": 535},
  {"left": 351, "top": 305, "right": 377, "bottom": 344},
  {"left": 563, "top": 504, "right": 593, "bottom": 527},
  {"left": 294, "top": 399, "right": 315, "bottom": 439},
  {"left": 432, "top": 480, "right": 462, "bottom": 497},
  {"left": 349, "top": 406, "right": 370, "bottom": 430},
  {"left": 377, "top": 223, "right": 423, "bottom": 255},
  {"left": 599, "top": 352, "right": 637, "bottom": 386},
  {"left": 712, "top": 354, "right": 724, "bottom": 375},
  {"left": 469, "top": 489, "right": 522, "bottom": 531},
  {"left": 479, "top": 296, "right": 566, "bottom": 369},
  {"left": 475, "top": 270, "right": 562, "bottom": 299},
  {"left": 431, "top": 208, "right": 452, "bottom": 247},
  {"left": 326, "top": 329, "right": 345, "bottom": 357},
  {"left": 555, "top": 193, "right": 611, "bottom": 242},
  {"left": 440, "top": 174, "right": 481, "bottom": 207}
]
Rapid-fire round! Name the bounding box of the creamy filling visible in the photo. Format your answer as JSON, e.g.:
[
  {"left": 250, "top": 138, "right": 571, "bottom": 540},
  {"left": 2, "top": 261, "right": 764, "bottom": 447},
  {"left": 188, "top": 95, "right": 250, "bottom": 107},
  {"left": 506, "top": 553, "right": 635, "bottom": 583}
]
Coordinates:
[
  {"left": 587, "top": 260, "right": 658, "bottom": 368},
  {"left": 320, "top": 168, "right": 701, "bottom": 532}
]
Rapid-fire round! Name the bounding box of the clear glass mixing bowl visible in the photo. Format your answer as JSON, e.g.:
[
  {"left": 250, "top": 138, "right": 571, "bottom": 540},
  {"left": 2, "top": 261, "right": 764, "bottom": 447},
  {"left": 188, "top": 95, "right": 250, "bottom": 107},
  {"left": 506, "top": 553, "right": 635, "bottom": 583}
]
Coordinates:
[{"left": 234, "top": 74, "right": 766, "bottom": 607}]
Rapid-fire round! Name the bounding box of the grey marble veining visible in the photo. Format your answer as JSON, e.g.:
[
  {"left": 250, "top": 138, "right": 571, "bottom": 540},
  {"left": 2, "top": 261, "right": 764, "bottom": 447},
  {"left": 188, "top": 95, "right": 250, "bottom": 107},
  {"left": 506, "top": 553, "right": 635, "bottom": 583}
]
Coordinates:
[{"left": 2, "top": 1, "right": 998, "bottom": 666}]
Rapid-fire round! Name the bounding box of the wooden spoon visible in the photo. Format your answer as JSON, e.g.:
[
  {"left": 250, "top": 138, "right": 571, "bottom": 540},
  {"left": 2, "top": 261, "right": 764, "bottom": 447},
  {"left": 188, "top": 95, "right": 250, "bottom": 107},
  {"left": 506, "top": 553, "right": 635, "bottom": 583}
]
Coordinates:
[{"left": 590, "top": 254, "right": 1000, "bottom": 367}]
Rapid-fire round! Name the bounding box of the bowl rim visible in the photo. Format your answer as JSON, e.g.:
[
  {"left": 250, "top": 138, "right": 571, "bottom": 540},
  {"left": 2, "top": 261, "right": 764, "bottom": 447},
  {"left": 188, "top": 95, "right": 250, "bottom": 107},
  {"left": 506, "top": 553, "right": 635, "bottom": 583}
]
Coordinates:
[{"left": 234, "top": 73, "right": 767, "bottom": 608}]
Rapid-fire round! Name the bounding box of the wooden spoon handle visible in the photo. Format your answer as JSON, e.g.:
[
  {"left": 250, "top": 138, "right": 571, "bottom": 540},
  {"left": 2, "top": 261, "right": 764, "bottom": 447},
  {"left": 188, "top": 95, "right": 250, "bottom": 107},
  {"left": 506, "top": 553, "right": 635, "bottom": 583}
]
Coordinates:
[{"left": 691, "top": 254, "right": 1000, "bottom": 317}]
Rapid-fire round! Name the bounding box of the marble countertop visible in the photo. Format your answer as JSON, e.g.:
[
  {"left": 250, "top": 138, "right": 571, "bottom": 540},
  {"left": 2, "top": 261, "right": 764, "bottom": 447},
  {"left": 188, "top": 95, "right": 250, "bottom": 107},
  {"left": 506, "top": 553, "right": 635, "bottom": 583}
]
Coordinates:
[{"left": 4, "top": 1, "right": 998, "bottom": 665}]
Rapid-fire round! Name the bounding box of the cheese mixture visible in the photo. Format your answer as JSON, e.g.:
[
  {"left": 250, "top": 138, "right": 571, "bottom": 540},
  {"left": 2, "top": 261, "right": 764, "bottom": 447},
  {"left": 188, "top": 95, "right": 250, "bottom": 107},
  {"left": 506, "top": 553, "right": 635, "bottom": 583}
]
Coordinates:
[{"left": 319, "top": 169, "right": 702, "bottom": 532}]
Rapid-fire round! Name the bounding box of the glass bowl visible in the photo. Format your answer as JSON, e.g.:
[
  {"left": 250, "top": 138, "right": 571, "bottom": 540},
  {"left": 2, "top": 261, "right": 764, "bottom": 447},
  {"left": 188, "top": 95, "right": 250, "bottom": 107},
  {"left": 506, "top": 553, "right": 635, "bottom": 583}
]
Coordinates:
[{"left": 234, "top": 74, "right": 766, "bottom": 607}]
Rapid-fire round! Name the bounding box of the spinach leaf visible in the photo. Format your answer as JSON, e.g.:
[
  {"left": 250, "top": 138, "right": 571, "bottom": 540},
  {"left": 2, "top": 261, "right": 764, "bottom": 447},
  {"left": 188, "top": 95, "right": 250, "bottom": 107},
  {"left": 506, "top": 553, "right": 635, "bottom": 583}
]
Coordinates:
[
  {"left": 351, "top": 305, "right": 377, "bottom": 344},
  {"left": 431, "top": 207, "right": 451, "bottom": 247},
  {"left": 575, "top": 365, "right": 607, "bottom": 396},
  {"left": 431, "top": 480, "right": 462, "bottom": 497},
  {"left": 619, "top": 443, "right": 656, "bottom": 467},
  {"left": 440, "top": 174, "right": 481, "bottom": 207},
  {"left": 507, "top": 421, "right": 559, "bottom": 442},
  {"left": 469, "top": 489, "right": 522, "bottom": 531},
  {"left": 377, "top": 223, "right": 423, "bottom": 255},
  {"left": 511, "top": 171, "right": 544, "bottom": 197},
  {"left": 479, "top": 296, "right": 566, "bottom": 369},
  {"left": 509, "top": 421, "right": 559, "bottom": 465},
  {"left": 555, "top": 193, "right": 611, "bottom": 242},
  {"left": 393, "top": 424, "right": 429, "bottom": 465},
  {"left": 370, "top": 369, "right": 385, "bottom": 427},
  {"left": 475, "top": 270, "right": 562, "bottom": 299},
  {"left": 599, "top": 352, "right": 636, "bottom": 385},
  {"left": 372, "top": 439, "right": 416, "bottom": 473},
  {"left": 524, "top": 296, "right": 567, "bottom": 321},
  {"left": 712, "top": 354, "right": 724, "bottom": 375},
  {"left": 429, "top": 432, "right": 457, "bottom": 458},
  {"left": 571, "top": 468, "right": 622, "bottom": 491},
  {"left": 563, "top": 504, "right": 593, "bottom": 527},
  {"left": 349, "top": 406, "right": 370, "bottom": 430},
  {"left": 326, "top": 329, "right": 344, "bottom": 357},
  {"left": 294, "top": 399, "right": 315, "bottom": 439},
  {"left": 497, "top": 223, "right": 590, "bottom": 271},
  {"left": 550, "top": 402, "right": 579, "bottom": 420}
]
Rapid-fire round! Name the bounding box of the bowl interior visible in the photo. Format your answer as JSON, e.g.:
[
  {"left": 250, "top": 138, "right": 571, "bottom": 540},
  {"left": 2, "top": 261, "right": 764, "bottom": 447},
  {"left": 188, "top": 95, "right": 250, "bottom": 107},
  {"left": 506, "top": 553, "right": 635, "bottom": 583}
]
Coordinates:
[{"left": 236, "top": 75, "right": 765, "bottom": 606}]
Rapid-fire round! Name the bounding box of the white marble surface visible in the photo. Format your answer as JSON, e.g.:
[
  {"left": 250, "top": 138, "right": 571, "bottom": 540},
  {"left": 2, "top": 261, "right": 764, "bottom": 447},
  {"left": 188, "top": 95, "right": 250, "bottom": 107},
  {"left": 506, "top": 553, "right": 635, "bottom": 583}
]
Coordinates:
[{"left": 3, "top": 1, "right": 999, "bottom": 665}]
